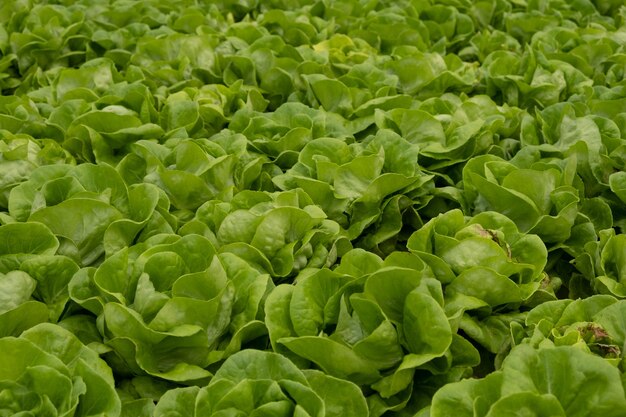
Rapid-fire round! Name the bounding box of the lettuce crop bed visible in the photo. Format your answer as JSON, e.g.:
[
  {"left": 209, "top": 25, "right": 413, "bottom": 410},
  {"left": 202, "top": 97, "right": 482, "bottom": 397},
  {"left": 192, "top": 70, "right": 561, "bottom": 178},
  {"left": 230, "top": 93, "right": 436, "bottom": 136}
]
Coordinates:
[{"left": 2, "top": 0, "right": 626, "bottom": 415}]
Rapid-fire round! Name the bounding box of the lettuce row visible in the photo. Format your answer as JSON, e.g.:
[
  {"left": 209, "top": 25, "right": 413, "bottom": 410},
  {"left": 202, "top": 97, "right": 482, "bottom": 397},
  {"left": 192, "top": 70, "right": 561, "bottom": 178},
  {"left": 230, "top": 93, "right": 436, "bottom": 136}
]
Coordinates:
[{"left": 1, "top": 0, "right": 626, "bottom": 416}]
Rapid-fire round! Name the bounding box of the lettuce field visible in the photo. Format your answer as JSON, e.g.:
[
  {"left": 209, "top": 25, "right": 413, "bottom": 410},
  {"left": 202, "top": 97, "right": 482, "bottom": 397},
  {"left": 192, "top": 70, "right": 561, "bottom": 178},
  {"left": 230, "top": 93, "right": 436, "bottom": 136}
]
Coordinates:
[{"left": 2, "top": 0, "right": 626, "bottom": 415}]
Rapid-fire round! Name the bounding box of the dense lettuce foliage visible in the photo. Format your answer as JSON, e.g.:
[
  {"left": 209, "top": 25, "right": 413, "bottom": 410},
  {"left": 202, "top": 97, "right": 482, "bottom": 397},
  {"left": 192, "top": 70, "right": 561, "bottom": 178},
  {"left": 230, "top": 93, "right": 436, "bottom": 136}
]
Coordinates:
[{"left": 1, "top": 0, "right": 626, "bottom": 415}]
